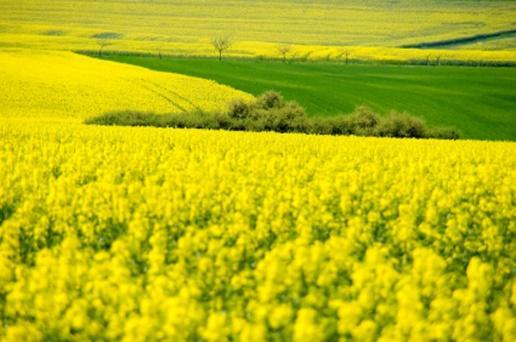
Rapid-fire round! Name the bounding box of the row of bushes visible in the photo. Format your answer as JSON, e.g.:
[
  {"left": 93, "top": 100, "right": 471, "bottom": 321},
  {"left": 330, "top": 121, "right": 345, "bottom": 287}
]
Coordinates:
[{"left": 86, "top": 91, "right": 460, "bottom": 139}]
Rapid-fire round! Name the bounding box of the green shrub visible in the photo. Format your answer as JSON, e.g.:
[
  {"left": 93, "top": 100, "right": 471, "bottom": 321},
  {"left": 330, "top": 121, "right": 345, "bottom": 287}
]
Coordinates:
[
  {"left": 425, "top": 127, "right": 461, "bottom": 140},
  {"left": 315, "top": 108, "right": 380, "bottom": 136},
  {"left": 313, "top": 117, "right": 349, "bottom": 135},
  {"left": 86, "top": 91, "right": 460, "bottom": 140},
  {"left": 228, "top": 99, "right": 251, "bottom": 120},
  {"left": 254, "top": 101, "right": 308, "bottom": 132},
  {"left": 255, "top": 91, "right": 284, "bottom": 110},
  {"left": 375, "top": 112, "right": 426, "bottom": 138},
  {"left": 347, "top": 106, "right": 379, "bottom": 131}
]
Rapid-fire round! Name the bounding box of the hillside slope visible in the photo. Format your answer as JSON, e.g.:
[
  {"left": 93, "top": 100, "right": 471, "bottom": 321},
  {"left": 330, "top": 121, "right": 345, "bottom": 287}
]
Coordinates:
[
  {"left": 0, "top": 49, "right": 251, "bottom": 120},
  {"left": 100, "top": 56, "right": 516, "bottom": 141}
]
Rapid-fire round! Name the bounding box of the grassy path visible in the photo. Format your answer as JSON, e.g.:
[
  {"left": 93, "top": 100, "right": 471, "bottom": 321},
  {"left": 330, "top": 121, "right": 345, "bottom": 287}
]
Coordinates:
[{"left": 100, "top": 55, "right": 516, "bottom": 140}]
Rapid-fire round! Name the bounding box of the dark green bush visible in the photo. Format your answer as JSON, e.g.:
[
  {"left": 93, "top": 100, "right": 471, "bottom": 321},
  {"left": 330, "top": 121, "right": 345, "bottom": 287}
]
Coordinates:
[
  {"left": 228, "top": 99, "right": 251, "bottom": 120},
  {"left": 425, "top": 127, "right": 461, "bottom": 140},
  {"left": 253, "top": 101, "right": 308, "bottom": 132},
  {"left": 227, "top": 91, "right": 308, "bottom": 133},
  {"left": 375, "top": 112, "right": 426, "bottom": 138},
  {"left": 347, "top": 106, "right": 379, "bottom": 133},
  {"left": 86, "top": 91, "right": 460, "bottom": 140},
  {"left": 314, "top": 116, "right": 350, "bottom": 135},
  {"left": 255, "top": 91, "right": 284, "bottom": 110}
]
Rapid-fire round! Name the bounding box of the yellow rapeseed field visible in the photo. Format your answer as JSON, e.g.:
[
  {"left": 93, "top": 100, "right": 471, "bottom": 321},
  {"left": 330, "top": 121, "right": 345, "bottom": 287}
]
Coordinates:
[
  {"left": 3, "top": 34, "right": 516, "bottom": 64},
  {"left": 1, "top": 1, "right": 515, "bottom": 63},
  {"left": 1, "top": 0, "right": 514, "bottom": 47},
  {"left": 0, "top": 121, "right": 514, "bottom": 341},
  {"left": 235, "top": 43, "right": 516, "bottom": 64},
  {"left": 0, "top": 49, "right": 252, "bottom": 119},
  {"left": 1, "top": 1, "right": 515, "bottom": 340}
]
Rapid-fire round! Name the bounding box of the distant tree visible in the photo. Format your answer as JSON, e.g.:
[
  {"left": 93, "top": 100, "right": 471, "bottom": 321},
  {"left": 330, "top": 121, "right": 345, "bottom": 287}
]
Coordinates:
[
  {"left": 344, "top": 50, "right": 350, "bottom": 64},
  {"left": 97, "top": 40, "right": 112, "bottom": 57},
  {"left": 338, "top": 49, "right": 350, "bottom": 64},
  {"left": 300, "top": 51, "right": 313, "bottom": 62},
  {"left": 211, "top": 35, "right": 232, "bottom": 61},
  {"left": 277, "top": 44, "right": 291, "bottom": 63},
  {"left": 288, "top": 51, "right": 299, "bottom": 64}
]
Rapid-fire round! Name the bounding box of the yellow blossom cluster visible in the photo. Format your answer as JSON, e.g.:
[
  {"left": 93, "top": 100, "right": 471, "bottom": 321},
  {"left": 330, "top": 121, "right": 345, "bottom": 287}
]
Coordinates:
[
  {"left": 0, "top": 49, "right": 252, "bottom": 119},
  {"left": 0, "top": 121, "right": 514, "bottom": 341}
]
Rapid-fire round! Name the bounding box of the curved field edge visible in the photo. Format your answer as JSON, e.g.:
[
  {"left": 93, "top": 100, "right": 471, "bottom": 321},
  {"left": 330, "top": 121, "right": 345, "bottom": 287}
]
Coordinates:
[
  {"left": 98, "top": 56, "right": 516, "bottom": 141},
  {"left": 0, "top": 49, "right": 252, "bottom": 120}
]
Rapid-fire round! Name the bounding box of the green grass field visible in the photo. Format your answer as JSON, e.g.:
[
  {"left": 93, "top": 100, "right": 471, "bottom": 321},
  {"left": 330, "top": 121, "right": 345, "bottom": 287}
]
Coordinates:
[{"left": 100, "top": 56, "right": 516, "bottom": 141}]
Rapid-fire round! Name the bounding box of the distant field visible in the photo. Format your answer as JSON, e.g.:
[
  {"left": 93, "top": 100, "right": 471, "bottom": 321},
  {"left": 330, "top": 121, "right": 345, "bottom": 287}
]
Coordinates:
[
  {"left": 1, "top": 0, "right": 515, "bottom": 62},
  {"left": 100, "top": 56, "right": 516, "bottom": 141}
]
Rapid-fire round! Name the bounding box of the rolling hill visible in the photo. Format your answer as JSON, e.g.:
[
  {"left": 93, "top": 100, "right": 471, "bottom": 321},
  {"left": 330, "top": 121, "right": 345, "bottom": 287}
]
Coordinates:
[
  {"left": 99, "top": 55, "right": 516, "bottom": 140},
  {"left": 0, "top": 49, "right": 251, "bottom": 120}
]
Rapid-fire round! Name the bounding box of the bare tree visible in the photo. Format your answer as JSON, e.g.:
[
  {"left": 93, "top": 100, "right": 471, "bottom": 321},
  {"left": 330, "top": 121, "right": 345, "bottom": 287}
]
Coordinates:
[
  {"left": 288, "top": 51, "right": 299, "bottom": 64},
  {"left": 211, "top": 35, "right": 232, "bottom": 61},
  {"left": 97, "top": 40, "right": 112, "bottom": 57},
  {"left": 300, "top": 51, "right": 313, "bottom": 62},
  {"left": 344, "top": 50, "right": 350, "bottom": 64},
  {"left": 338, "top": 49, "right": 350, "bottom": 64},
  {"left": 277, "top": 44, "right": 291, "bottom": 63}
]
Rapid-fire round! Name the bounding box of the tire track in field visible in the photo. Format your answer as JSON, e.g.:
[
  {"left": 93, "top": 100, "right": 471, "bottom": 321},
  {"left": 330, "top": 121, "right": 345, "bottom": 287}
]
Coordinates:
[
  {"left": 138, "top": 79, "right": 189, "bottom": 113},
  {"left": 144, "top": 80, "right": 203, "bottom": 113}
]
